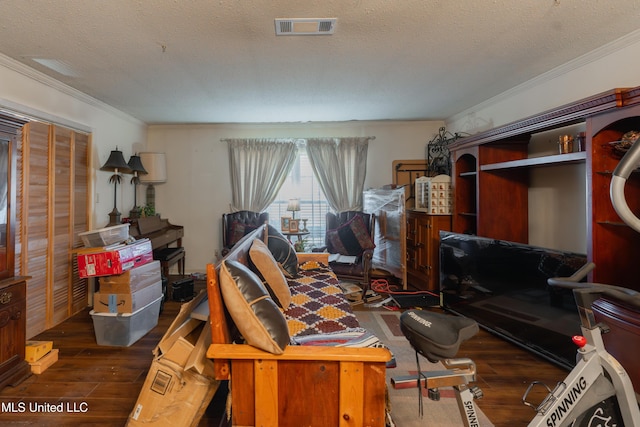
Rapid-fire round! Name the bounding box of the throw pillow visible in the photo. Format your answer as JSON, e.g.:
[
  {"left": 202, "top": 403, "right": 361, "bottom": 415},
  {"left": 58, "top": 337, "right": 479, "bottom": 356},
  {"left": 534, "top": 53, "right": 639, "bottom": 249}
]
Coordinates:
[
  {"left": 266, "top": 225, "right": 298, "bottom": 278},
  {"left": 327, "top": 214, "right": 375, "bottom": 256},
  {"left": 249, "top": 238, "right": 292, "bottom": 309},
  {"left": 219, "top": 260, "right": 290, "bottom": 354}
]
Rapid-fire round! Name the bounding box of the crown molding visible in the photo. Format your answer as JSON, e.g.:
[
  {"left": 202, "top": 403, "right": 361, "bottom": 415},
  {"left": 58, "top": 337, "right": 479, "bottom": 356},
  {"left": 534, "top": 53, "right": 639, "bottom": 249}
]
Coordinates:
[
  {"left": 447, "top": 29, "right": 640, "bottom": 126},
  {"left": 0, "top": 52, "right": 144, "bottom": 126}
]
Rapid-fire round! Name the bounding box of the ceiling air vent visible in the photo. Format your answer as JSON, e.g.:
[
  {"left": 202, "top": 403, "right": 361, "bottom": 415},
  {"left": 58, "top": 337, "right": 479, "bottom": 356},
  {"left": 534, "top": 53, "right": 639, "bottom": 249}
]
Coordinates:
[{"left": 275, "top": 18, "right": 337, "bottom": 36}]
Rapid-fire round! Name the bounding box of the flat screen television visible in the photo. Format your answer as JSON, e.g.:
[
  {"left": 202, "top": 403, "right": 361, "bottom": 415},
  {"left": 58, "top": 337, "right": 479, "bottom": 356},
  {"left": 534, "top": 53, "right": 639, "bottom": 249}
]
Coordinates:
[{"left": 439, "top": 231, "right": 587, "bottom": 369}]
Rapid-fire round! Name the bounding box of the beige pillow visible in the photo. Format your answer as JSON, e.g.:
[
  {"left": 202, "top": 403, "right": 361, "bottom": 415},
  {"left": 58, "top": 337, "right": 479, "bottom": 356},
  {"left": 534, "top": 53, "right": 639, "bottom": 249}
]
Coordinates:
[
  {"left": 219, "top": 260, "right": 289, "bottom": 354},
  {"left": 249, "top": 238, "right": 292, "bottom": 309}
]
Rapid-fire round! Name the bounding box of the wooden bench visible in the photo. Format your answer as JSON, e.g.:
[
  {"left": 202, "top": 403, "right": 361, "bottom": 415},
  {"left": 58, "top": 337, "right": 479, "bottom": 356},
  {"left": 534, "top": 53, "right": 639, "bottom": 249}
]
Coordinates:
[
  {"left": 153, "top": 247, "right": 185, "bottom": 277},
  {"left": 205, "top": 225, "right": 391, "bottom": 426}
]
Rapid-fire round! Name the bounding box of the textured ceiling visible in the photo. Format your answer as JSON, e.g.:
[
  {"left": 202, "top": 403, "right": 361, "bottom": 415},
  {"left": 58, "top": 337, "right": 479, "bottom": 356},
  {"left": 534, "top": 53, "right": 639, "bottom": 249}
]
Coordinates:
[{"left": 0, "top": 1, "right": 639, "bottom": 124}]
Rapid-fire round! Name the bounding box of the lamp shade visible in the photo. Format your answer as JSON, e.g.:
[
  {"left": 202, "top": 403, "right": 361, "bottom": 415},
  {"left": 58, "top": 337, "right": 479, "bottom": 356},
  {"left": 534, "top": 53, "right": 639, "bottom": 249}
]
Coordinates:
[
  {"left": 287, "top": 198, "right": 300, "bottom": 212},
  {"left": 101, "top": 148, "right": 132, "bottom": 173},
  {"left": 139, "top": 152, "right": 167, "bottom": 184},
  {"left": 127, "top": 154, "right": 147, "bottom": 175}
]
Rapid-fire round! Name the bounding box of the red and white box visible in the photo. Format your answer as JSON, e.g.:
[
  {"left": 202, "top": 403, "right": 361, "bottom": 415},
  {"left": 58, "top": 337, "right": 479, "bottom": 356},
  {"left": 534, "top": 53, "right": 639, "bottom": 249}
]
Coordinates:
[{"left": 77, "top": 239, "right": 153, "bottom": 278}]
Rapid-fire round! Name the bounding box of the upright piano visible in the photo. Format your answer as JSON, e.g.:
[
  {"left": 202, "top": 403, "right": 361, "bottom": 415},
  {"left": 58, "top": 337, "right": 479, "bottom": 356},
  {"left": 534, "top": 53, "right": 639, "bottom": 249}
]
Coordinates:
[{"left": 130, "top": 216, "right": 185, "bottom": 277}]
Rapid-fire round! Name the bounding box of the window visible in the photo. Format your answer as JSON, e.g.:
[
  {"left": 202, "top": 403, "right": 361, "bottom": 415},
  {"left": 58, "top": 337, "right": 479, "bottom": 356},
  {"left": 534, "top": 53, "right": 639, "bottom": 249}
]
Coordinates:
[{"left": 265, "top": 148, "right": 330, "bottom": 249}]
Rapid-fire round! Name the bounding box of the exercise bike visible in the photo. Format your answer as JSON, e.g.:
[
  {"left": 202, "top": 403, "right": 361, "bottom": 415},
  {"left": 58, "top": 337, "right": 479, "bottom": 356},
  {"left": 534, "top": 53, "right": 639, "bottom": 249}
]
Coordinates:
[{"left": 391, "top": 137, "right": 640, "bottom": 426}]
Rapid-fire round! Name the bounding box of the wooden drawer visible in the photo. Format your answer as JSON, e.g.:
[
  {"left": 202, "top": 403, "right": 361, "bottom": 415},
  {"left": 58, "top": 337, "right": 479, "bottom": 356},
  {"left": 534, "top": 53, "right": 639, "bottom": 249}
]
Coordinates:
[{"left": 0, "top": 281, "right": 26, "bottom": 306}]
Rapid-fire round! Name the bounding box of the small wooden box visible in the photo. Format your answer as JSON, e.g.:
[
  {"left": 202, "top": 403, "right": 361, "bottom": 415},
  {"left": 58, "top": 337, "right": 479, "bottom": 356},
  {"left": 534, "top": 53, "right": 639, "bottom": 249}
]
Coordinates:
[{"left": 29, "top": 349, "right": 58, "bottom": 374}]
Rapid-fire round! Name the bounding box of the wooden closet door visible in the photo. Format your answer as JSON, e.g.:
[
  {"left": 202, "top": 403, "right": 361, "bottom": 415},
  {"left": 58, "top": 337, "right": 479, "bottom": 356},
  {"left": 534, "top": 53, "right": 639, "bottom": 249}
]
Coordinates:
[
  {"left": 21, "top": 122, "right": 49, "bottom": 337},
  {"left": 51, "top": 126, "right": 72, "bottom": 326},
  {"left": 71, "top": 132, "right": 89, "bottom": 315},
  {"left": 18, "top": 122, "right": 90, "bottom": 338}
]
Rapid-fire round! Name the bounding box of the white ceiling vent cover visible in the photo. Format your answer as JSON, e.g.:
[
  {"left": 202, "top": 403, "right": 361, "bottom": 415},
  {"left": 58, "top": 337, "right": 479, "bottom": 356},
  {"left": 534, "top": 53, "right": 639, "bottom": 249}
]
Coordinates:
[{"left": 275, "top": 18, "right": 336, "bottom": 36}]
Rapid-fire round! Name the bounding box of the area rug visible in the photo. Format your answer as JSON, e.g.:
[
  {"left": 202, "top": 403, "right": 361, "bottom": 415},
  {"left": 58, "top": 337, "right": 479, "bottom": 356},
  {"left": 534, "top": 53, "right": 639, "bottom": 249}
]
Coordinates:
[{"left": 354, "top": 309, "right": 494, "bottom": 427}]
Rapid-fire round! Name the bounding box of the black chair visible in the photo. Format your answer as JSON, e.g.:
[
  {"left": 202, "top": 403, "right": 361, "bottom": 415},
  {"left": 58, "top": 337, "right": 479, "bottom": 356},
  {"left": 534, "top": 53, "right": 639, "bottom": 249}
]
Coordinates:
[
  {"left": 323, "top": 211, "right": 376, "bottom": 290},
  {"left": 221, "top": 210, "right": 269, "bottom": 255}
]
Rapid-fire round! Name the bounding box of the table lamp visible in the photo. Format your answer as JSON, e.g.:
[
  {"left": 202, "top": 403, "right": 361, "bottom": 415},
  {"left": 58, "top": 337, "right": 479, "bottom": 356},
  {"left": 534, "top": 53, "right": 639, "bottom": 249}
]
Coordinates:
[
  {"left": 139, "top": 152, "right": 167, "bottom": 215},
  {"left": 127, "top": 154, "right": 147, "bottom": 219},
  {"left": 287, "top": 198, "right": 300, "bottom": 220},
  {"left": 101, "top": 147, "right": 132, "bottom": 226}
]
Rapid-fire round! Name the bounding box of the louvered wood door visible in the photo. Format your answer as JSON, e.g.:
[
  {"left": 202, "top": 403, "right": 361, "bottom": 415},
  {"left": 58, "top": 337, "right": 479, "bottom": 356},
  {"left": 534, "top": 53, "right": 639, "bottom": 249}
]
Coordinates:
[
  {"left": 18, "top": 122, "right": 90, "bottom": 338},
  {"left": 71, "top": 132, "right": 89, "bottom": 315}
]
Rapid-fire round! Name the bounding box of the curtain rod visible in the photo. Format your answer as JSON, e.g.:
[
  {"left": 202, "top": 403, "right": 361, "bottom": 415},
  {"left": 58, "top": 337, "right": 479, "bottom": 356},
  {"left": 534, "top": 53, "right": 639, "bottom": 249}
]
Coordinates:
[{"left": 220, "top": 136, "right": 376, "bottom": 142}]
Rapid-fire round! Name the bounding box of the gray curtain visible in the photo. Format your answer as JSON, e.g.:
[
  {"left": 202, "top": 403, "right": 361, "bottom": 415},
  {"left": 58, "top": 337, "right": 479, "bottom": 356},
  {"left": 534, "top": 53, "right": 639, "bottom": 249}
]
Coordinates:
[
  {"left": 226, "top": 138, "right": 299, "bottom": 212},
  {"left": 306, "top": 137, "right": 372, "bottom": 212}
]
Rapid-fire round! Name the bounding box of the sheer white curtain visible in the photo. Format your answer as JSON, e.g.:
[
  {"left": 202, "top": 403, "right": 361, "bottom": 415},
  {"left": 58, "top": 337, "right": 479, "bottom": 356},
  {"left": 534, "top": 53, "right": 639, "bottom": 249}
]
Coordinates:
[
  {"left": 226, "top": 138, "right": 299, "bottom": 212},
  {"left": 306, "top": 137, "right": 373, "bottom": 212}
]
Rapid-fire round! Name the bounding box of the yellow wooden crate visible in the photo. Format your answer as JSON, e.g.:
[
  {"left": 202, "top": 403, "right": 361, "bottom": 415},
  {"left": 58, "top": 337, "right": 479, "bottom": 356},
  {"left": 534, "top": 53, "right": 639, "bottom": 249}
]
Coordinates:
[
  {"left": 29, "top": 349, "right": 58, "bottom": 374},
  {"left": 25, "top": 340, "right": 53, "bottom": 363}
]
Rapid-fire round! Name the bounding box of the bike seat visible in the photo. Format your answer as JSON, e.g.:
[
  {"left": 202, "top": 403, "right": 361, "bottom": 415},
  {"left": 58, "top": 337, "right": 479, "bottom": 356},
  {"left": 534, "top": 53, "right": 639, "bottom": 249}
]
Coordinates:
[{"left": 400, "top": 310, "right": 479, "bottom": 363}]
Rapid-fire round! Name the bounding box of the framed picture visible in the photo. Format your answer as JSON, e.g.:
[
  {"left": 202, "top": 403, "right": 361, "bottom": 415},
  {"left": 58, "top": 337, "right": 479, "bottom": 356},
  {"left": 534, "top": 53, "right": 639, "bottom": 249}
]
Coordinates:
[
  {"left": 281, "top": 217, "right": 290, "bottom": 232},
  {"left": 289, "top": 219, "right": 300, "bottom": 233}
]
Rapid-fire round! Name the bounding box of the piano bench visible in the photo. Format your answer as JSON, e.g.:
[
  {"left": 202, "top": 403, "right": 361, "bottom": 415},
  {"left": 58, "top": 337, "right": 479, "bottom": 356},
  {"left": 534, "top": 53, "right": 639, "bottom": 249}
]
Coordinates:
[{"left": 153, "top": 247, "right": 185, "bottom": 278}]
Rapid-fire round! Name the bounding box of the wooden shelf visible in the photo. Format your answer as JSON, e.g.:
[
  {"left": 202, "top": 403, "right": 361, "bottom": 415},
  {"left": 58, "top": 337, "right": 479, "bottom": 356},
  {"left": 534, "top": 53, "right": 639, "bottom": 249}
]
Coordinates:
[{"left": 480, "top": 151, "right": 586, "bottom": 171}]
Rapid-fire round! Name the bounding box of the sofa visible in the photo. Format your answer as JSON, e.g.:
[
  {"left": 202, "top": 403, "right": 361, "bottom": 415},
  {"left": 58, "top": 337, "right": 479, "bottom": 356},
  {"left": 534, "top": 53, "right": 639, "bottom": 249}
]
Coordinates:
[{"left": 206, "top": 224, "right": 391, "bottom": 427}]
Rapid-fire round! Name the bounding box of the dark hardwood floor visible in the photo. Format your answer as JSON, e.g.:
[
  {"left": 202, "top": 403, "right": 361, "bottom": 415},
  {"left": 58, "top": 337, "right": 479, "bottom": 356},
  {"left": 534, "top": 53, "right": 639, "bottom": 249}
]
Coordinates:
[{"left": 0, "top": 283, "right": 570, "bottom": 427}]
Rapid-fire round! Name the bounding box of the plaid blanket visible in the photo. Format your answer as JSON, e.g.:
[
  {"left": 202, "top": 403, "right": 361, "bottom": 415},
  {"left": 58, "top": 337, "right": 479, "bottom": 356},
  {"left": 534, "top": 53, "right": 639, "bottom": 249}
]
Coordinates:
[{"left": 284, "top": 261, "right": 361, "bottom": 337}]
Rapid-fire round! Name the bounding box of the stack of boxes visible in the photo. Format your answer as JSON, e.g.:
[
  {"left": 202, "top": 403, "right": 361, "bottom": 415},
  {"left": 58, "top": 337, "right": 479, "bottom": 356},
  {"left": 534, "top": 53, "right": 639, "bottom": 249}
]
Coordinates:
[
  {"left": 414, "top": 174, "right": 452, "bottom": 214},
  {"left": 76, "top": 224, "right": 164, "bottom": 347},
  {"left": 25, "top": 340, "right": 58, "bottom": 374}
]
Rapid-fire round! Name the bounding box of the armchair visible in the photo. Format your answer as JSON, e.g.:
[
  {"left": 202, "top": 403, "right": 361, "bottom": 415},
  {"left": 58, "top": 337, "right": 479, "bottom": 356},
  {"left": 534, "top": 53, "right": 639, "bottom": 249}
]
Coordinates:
[
  {"left": 324, "top": 211, "right": 376, "bottom": 290},
  {"left": 221, "top": 210, "right": 269, "bottom": 255}
]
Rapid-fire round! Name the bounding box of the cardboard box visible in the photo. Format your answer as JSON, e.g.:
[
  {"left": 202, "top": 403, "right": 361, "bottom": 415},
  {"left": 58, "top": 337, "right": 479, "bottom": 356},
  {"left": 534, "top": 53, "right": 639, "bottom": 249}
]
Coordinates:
[
  {"left": 29, "top": 349, "right": 58, "bottom": 374},
  {"left": 25, "top": 340, "right": 53, "bottom": 363},
  {"left": 128, "top": 357, "right": 217, "bottom": 427},
  {"left": 93, "top": 280, "right": 162, "bottom": 314},
  {"left": 98, "top": 261, "right": 162, "bottom": 294},
  {"left": 76, "top": 239, "right": 153, "bottom": 278},
  {"left": 127, "top": 292, "right": 219, "bottom": 426}
]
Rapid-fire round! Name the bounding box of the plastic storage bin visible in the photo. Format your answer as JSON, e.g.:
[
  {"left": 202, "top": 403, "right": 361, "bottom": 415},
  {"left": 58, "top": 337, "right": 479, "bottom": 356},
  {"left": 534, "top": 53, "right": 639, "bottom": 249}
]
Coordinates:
[
  {"left": 79, "top": 223, "right": 130, "bottom": 248},
  {"left": 90, "top": 296, "right": 162, "bottom": 346}
]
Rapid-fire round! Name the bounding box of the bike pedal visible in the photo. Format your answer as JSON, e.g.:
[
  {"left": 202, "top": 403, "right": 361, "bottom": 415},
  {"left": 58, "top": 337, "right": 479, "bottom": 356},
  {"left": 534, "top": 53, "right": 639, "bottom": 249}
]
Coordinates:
[{"left": 470, "top": 385, "right": 483, "bottom": 400}]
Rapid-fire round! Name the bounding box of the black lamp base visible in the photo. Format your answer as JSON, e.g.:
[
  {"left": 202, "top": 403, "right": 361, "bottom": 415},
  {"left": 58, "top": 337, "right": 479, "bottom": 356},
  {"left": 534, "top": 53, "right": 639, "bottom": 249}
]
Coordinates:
[
  {"left": 129, "top": 207, "right": 142, "bottom": 220},
  {"left": 108, "top": 208, "right": 121, "bottom": 227}
]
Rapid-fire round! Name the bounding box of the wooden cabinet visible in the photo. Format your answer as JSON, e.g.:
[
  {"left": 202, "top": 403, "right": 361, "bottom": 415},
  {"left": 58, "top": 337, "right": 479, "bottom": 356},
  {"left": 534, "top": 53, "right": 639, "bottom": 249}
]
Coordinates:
[
  {"left": 448, "top": 87, "right": 640, "bottom": 291},
  {"left": 0, "top": 113, "right": 30, "bottom": 390},
  {"left": 406, "top": 210, "right": 451, "bottom": 291},
  {"left": 0, "top": 277, "right": 30, "bottom": 389}
]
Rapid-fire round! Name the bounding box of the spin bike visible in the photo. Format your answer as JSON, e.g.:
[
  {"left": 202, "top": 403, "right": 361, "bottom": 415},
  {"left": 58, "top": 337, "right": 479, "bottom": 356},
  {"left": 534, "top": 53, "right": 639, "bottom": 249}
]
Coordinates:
[{"left": 391, "top": 137, "right": 640, "bottom": 426}]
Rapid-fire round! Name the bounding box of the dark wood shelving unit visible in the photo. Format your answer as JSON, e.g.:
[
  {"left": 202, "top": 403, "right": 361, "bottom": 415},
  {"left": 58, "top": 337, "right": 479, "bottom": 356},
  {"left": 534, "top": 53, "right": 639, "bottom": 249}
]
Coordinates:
[
  {"left": 447, "top": 87, "right": 640, "bottom": 392},
  {"left": 449, "top": 87, "right": 640, "bottom": 289}
]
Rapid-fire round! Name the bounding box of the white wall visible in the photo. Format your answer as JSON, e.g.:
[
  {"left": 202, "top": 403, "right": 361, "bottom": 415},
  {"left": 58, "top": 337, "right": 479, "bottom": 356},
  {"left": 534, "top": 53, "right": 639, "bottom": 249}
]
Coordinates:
[
  {"left": 0, "top": 55, "right": 146, "bottom": 229},
  {"left": 445, "top": 32, "right": 640, "bottom": 253},
  {"left": 147, "top": 120, "right": 443, "bottom": 272},
  {"left": 446, "top": 31, "right": 640, "bottom": 134}
]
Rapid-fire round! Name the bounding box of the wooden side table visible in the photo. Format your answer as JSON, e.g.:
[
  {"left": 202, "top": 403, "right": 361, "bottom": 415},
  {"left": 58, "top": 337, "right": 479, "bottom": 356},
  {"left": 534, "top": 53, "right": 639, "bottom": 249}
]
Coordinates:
[{"left": 282, "top": 231, "right": 310, "bottom": 243}]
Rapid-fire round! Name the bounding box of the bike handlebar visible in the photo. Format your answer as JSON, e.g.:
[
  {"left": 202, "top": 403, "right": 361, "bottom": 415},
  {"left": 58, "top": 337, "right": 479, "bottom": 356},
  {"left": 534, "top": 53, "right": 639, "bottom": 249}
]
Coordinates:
[{"left": 547, "top": 262, "right": 640, "bottom": 310}]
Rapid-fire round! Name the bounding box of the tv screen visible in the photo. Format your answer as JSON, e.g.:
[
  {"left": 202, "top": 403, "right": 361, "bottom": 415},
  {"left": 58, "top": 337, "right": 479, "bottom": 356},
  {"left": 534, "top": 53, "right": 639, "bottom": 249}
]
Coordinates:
[{"left": 439, "top": 231, "right": 587, "bottom": 369}]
